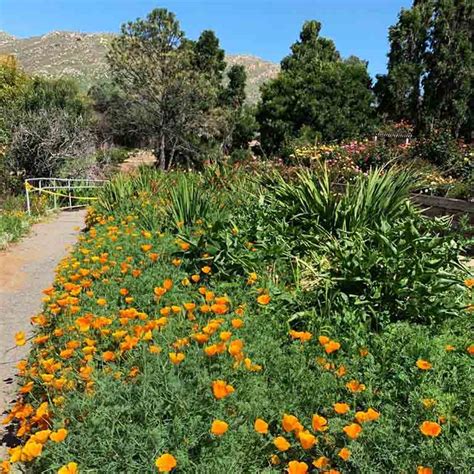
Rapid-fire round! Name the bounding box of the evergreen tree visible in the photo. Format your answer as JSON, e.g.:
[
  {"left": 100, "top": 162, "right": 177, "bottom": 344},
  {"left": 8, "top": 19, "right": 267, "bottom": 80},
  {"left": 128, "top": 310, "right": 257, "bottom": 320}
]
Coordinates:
[
  {"left": 223, "top": 65, "right": 247, "bottom": 108},
  {"left": 107, "top": 8, "right": 223, "bottom": 168},
  {"left": 257, "top": 20, "right": 375, "bottom": 155},
  {"left": 193, "top": 30, "right": 226, "bottom": 84},
  {"left": 423, "top": 0, "right": 473, "bottom": 137},
  {"left": 375, "top": 0, "right": 473, "bottom": 138},
  {"left": 374, "top": 2, "right": 432, "bottom": 126}
]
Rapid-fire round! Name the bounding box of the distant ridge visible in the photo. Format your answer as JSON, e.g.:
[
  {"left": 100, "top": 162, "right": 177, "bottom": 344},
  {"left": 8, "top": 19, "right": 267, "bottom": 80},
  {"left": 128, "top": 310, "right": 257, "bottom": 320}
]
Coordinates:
[{"left": 0, "top": 30, "right": 280, "bottom": 102}]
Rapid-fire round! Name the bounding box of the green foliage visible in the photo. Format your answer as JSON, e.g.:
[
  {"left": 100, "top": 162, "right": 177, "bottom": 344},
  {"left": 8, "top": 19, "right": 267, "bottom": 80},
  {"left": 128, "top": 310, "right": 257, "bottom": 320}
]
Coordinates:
[
  {"left": 222, "top": 65, "right": 247, "bottom": 109},
  {"left": 266, "top": 166, "right": 417, "bottom": 236},
  {"left": 257, "top": 20, "right": 376, "bottom": 155},
  {"left": 167, "top": 174, "right": 212, "bottom": 229},
  {"left": 18, "top": 169, "right": 472, "bottom": 472},
  {"left": 107, "top": 8, "right": 236, "bottom": 169},
  {"left": 375, "top": 0, "right": 473, "bottom": 138}
]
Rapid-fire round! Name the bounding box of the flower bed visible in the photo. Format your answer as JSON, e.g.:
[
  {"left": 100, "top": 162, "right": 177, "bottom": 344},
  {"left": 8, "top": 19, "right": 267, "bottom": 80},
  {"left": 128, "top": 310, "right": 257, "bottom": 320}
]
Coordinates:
[{"left": 1, "top": 168, "right": 473, "bottom": 473}]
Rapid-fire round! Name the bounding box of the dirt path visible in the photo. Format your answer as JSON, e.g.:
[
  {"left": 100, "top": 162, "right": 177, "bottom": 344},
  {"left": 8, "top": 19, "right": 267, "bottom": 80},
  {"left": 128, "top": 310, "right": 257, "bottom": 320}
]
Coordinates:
[{"left": 0, "top": 209, "right": 85, "bottom": 452}]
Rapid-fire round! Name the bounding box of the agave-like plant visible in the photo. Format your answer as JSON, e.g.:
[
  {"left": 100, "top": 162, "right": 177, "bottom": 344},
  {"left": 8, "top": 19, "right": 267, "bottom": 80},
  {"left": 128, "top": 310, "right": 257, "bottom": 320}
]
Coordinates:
[
  {"left": 266, "top": 164, "right": 418, "bottom": 237},
  {"left": 166, "top": 174, "right": 211, "bottom": 229}
]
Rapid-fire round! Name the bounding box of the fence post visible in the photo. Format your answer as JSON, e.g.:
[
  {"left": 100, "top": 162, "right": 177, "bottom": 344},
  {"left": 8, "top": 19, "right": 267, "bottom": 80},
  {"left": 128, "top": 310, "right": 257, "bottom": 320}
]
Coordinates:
[
  {"left": 25, "top": 181, "right": 31, "bottom": 215},
  {"left": 53, "top": 178, "right": 58, "bottom": 209},
  {"left": 68, "top": 179, "right": 72, "bottom": 209}
]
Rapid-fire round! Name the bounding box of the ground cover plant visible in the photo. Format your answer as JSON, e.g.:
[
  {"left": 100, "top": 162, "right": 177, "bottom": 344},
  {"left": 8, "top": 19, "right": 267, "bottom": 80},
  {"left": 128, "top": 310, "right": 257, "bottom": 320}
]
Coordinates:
[
  {"left": 0, "top": 194, "right": 48, "bottom": 249},
  {"left": 1, "top": 166, "right": 473, "bottom": 474}
]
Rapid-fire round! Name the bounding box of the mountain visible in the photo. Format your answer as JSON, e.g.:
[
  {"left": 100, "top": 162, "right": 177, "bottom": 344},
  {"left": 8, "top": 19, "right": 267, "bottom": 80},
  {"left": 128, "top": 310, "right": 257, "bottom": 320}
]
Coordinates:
[{"left": 0, "top": 31, "right": 279, "bottom": 103}]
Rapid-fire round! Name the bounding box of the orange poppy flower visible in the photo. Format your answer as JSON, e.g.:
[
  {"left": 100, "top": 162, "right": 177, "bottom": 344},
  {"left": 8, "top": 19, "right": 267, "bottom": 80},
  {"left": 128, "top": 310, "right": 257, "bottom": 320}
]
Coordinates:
[
  {"left": 417, "top": 466, "right": 433, "bottom": 474},
  {"left": 257, "top": 294, "right": 271, "bottom": 305},
  {"left": 155, "top": 453, "right": 177, "bottom": 472},
  {"left": 287, "top": 460, "right": 309, "bottom": 474},
  {"left": 312, "top": 414, "right": 328, "bottom": 432},
  {"left": 282, "top": 414, "right": 303, "bottom": 432},
  {"left": 254, "top": 418, "right": 269, "bottom": 434},
  {"left": 212, "top": 380, "right": 235, "bottom": 399},
  {"left": 202, "top": 266, "right": 211, "bottom": 274},
  {"left": 416, "top": 359, "right": 432, "bottom": 370},
  {"left": 338, "top": 447, "right": 351, "bottom": 461},
  {"left": 231, "top": 318, "right": 244, "bottom": 329},
  {"left": 169, "top": 352, "right": 185, "bottom": 365},
  {"left": 57, "top": 462, "right": 78, "bottom": 474},
  {"left": 163, "top": 279, "right": 173, "bottom": 290},
  {"left": 298, "top": 430, "right": 317, "bottom": 449},
  {"left": 318, "top": 335, "right": 330, "bottom": 345},
  {"left": 211, "top": 419, "right": 228, "bottom": 436},
  {"left": 289, "top": 330, "right": 312, "bottom": 342},
  {"left": 15, "top": 331, "right": 26, "bottom": 346},
  {"left": 346, "top": 380, "right": 366, "bottom": 393},
  {"left": 273, "top": 436, "right": 291, "bottom": 451},
  {"left": 343, "top": 423, "right": 362, "bottom": 439},
  {"left": 102, "top": 351, "right": 115, "bottom": 362},
  {"left": 324, "top": 340, "right": 341, "bottom": 354},
  {"left": 312, "top": 456, "right": 329, "bottom": 469},
  {"left": 334, "top": 403, "right": 350, "bottom": 415},
  {"left": 419, "top": 421, "right": 441, "bottom": 437},
  {"left": 50, "top": 428, "right": 68, "bottom": 443}
]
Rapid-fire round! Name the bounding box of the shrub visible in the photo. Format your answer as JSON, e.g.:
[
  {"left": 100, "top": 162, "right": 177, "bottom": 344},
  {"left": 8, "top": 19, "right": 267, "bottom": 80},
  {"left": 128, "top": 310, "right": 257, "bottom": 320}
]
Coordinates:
[{"left": 5, "top": 109, "right": 96, "bottom": 179}]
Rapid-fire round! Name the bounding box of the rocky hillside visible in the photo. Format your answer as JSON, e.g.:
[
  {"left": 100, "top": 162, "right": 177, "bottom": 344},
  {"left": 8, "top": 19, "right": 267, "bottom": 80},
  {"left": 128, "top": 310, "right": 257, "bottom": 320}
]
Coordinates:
[{"left": 0, "top": 31, "right": 279, "bottom": 102}]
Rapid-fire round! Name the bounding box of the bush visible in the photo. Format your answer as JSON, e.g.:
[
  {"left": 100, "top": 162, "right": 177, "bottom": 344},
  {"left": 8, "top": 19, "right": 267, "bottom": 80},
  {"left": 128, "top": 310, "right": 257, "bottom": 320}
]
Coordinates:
[{"left": 5, "top": 109, "right": 96, "bottom": 179}]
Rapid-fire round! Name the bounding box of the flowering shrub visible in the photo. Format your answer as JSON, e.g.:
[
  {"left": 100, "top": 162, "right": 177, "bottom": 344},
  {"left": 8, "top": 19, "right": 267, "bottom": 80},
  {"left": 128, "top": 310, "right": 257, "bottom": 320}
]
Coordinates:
[{"left": 1, "top": 169, "right": 473, "bottom": 473}]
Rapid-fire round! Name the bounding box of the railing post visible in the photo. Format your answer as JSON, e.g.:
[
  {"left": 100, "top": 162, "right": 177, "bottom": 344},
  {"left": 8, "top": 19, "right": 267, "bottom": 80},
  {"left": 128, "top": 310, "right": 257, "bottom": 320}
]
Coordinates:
[
  {"left": 25, "top": 181, "right": 31, "bottom": 215},
  {"left": 53, "top": 178, "right": 58, "bottom": 210},
  {"left": 68, "top": 179, "right": 72, "bottom": 209}
]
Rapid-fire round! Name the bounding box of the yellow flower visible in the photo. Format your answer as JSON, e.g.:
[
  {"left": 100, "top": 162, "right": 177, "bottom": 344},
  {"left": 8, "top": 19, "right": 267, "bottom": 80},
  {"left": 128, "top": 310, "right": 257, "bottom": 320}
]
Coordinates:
[
  {"left": 50, "top": 428, "right": 68, "bottom": 443},
  {"left": 155, "top": 454, "right": 177, "bottom": 472},
  {"left": 15, "top": 331, "right": 26, "bottom": 346},
  {"left": 57, "top": 462, "right": 78, "bottom": 474},
  {"left": 168, "top": 352, "right": 185, "bottom": 365}
]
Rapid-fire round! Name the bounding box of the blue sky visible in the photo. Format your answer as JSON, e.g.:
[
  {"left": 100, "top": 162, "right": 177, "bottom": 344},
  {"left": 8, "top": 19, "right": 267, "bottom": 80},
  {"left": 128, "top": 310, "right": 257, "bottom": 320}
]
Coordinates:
[{"left": 0, "top": 0, "right": 411, "bottom": 77}]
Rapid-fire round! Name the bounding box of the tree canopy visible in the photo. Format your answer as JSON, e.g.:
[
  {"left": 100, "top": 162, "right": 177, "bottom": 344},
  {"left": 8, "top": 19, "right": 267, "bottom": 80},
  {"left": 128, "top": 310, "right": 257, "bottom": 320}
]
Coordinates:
[
  {"left": 375, "top": 0, "right": 473, "bottom": 138},
  {"left": 256, "top": 20, "right": 375, "bottom": 155}
]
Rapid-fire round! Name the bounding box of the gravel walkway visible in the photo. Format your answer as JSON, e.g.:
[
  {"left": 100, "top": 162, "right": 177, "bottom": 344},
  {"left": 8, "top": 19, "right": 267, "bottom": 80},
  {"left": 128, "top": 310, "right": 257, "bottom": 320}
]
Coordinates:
[{"left": 0, "top": 209, "right": 85, "bottom": 456}]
